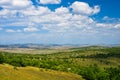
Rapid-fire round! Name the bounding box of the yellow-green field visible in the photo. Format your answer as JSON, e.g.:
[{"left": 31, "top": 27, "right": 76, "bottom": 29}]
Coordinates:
[
  {"left": 0, "top": 48, "right": 72, "bottom": 54},
  {"left": 0, "top": 64, "right": 83, "bottom": 80}
]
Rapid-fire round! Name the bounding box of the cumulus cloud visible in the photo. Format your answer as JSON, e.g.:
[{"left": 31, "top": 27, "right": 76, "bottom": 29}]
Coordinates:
[
  {"left": 0, "top": 0, "right": 32, "bottom": 9},
  {"left": 39, "top": 0, "right": 61, "bottom": 4},
  {"left": 55, "top": 7, "right": 69, "bottom": 14},
  {"left": 21, "top": 6, "right": 51, "bottom": 16},
  {"left": 0, "top": 0, "right": 119, "bottom": 35},
  {"left": 12, "top": 0, "right": 31, "bottom": 7},
  {"left": 70, "top": 1, "right": 100, "bottom": 15}
]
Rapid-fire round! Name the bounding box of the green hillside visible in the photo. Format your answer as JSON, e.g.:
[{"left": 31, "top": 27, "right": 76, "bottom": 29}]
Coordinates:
[
  {"left": 0, "top": 64, "right": 83, "bottom": 80},
  {"left": 0, "top": 46, "right": 120, "bottom": 80}
]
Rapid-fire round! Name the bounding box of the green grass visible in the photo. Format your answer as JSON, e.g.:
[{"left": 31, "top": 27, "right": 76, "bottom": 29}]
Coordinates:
[{"left": 0, "top": 64, "right": 83, "bottom": 80}]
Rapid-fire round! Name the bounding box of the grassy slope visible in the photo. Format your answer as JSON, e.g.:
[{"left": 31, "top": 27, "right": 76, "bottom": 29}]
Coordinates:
[{"left": 0, "top": 64, "right": 83, "bottom": 80}]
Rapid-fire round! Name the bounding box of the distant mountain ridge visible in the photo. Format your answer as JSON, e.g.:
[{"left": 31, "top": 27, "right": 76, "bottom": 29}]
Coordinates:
[
  {"left": 0, "top": 44, "right": 61, "bottom": 49},
  {"left": 0, "top": 43, "right": 120, "bottom": 49}
]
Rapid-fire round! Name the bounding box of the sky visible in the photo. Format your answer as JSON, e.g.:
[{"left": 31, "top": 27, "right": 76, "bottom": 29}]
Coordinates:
[{"left": 0, "top": 0, "right": 120, "bottom": 44}]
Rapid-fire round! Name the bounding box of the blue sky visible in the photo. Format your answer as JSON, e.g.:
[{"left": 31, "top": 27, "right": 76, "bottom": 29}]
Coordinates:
[{"left": 0, "top": 0, "right": 120, "bottom": 44}]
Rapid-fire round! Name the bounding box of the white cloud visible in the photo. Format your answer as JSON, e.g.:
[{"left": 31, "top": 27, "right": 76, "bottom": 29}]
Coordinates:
[
  {"left": 0, "top": 9, "right": 9, "bottom": 16},
  {"left": 55, "top": 7, "right": 69, "bottom": 14},
  {"left": 96, "top": 23, "right": 113, "bottom": 28},
  {"left": 0, "top": 0, "right": 33, "bottom": 19},
  {"left": 93, "top": 5, "right": 100, "bottom": 14},
  {"left": 35, "top": 13, "right": 95, "bottom": 33},
  {"left": 24, "top": 27, "right": 39, "bottom": 32},
  {"left": 6, "top": 29, "right": 15, "bottom": 32},
  {"left": 21, "top": 6, "right": 51, "bottom": 16},
  {"left": 102, "top": 16, "right": 120, "bottom": 23},
  {"left": 39, "top": 0, "right": 61, "bottom": 4},
  {"left": 0, "top": 1, "right": 119, "bottom": 45},
  {"left": 6, "top": 29, "right": 21, "bottom": 33},
  {"left": 70, "top": 1, "right": 100, "bottom": 15},
  {"left": 0, "top": 0, "right": 10, "bottom": 5},
  {"left": 21, "top": 22, "right": 39, "bottom": 32},
  {"left": 96, "top": 23, "right": 120, "bottom": 29},
  {"left": 12, "top": 0, "right": 31, "bottom": 8},
  {"left": 0, "top": 0, "right": 119, "bottom": 36},
  {"left": 114, "top": 24, "right": 120, "bottom": 28},
  {"left": 103, "top": 16, "right": 109, "bottom": 20},
  {"left": 0, "top": 0, "right": 32, "bottom": 9}
]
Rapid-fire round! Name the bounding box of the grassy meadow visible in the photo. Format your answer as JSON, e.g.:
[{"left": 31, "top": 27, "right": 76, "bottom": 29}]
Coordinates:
[
  {"left": 0, "top": 64, "right": 82, "bottom": 80},
  {"left": 0, "top": 46, "right": 120, "bottom": 80}
]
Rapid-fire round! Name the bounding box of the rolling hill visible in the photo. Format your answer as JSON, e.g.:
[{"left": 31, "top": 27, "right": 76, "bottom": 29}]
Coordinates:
[{"left": 0, "top": 64, "right": 83, "bottom": 80}]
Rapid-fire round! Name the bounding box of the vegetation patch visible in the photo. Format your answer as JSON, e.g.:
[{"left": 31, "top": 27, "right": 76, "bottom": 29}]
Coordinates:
[{"left": 0, "top": 46, "right": 120, "bottom": 80}]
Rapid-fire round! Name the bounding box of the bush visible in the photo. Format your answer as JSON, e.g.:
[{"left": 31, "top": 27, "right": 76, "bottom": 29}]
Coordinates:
[{"left": 0, "top": 53, "right": 4, "bottom": 63}]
